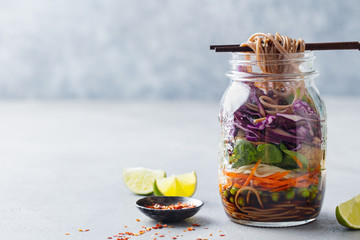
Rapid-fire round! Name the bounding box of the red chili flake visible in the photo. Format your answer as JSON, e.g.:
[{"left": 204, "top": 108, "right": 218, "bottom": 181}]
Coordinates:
[
  {"left": 192, "top": 224, "right": 201, "bottom": 227},
  {"left": 209, "top": 233, "right": 213, "bottom": 236},
  {"left": 172, "top": 237, "right": 177, "bottom": 239},
  {"left": 85, "top": 229, "right": 90, "bottom": 232},
  {"left": 108, "top": 237, "right": 112, "bottom": 239},
  {"left": 159, "top": 235, "right": 165, "bottom": 237},
  {"left": 146, "top": 202, "right": 196, "bottom": 210},
  {"left": 163, "top": 224, "right": 168, "bottom": 228},
  {"left": 220, "top": 234, "right": 226, "bottom": 237},
  {"left": 203, "top": 227, "right": 209, "bottom": 229},
  {"left": 65, "top": 233, "right": 70, "bottom": 235},
  {"left": 187, "top": 227, "right": 194, "bottom": 231},
  {"left": 136, "top": 219, "right": 141, "bottom": 222}
]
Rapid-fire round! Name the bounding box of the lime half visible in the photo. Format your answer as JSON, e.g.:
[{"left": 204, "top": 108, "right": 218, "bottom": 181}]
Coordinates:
[
  {"left": 122, "top": 167, "right": 166, "bottom": 195},
  {"left": 336, "top": 194, "right": 360, "bottom": 229},
  {"left": 154, "top": 171, "right": 197, "bottom": 197}
]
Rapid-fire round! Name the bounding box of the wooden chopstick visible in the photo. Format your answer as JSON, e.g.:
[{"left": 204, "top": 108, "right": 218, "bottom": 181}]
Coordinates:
[{"left": 210, "top": 41, "right": 360, "bottom": 52}]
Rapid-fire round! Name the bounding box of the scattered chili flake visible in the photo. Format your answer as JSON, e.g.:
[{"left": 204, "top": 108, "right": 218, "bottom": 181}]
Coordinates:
[
  {"left": 78, "top": 229, "right": 83, "bottom": 232},
  {"left": 187, "top": 227, "right": 194, "bottom": 231},
  {"left": 85, "top": 229, "right": 90, "bottom": 232},
  {"left": 136, "top": 219, "right": 141, "bottom": 222},
  {"left": 209, "top": 233, "right": 213, "bottom": 236},
  {"left": 65, "top": 233, "right": 70, "bottom": 235},
  {"left": 203, "top": 227, "right": 209, "bottom": 229},
  {"left": 220, "top": 234, "right": 226, "bottom": 237},
  {"left": 146, "top": 202, "right": 196, "bottom": 210},
  {"left": 192, "top": 224, "right": 201, "bottom": 227},
  {"left": 108, "top": 237, "right": 112, "bottom": 239},
  {"left": 172, "top": 237, "right": 177, "bottom": 239},
  {"left": 159, "top": 235, "right": 165, "bottom": 237}
]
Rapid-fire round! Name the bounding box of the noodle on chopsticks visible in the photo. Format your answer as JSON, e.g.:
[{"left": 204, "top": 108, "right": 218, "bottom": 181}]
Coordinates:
[{"left": 240, "top": 33, "right": 306, "bottom": 115}]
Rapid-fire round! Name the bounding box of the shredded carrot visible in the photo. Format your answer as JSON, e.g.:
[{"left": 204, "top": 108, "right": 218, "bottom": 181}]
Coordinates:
[
  {"left": 266, "top": 172, "right": 282, "bottom": 179},
  {"left": 267, "top": 170, "right": 291, "bottom": 180},
  {"left": 270, "top": 185, "right": 290, "bottom": 192},
  {"left": 223, "top": 171, "right": 249, "bottom": 179},
  {"left": 292, "top": 155, "right": 303, "bottom": 169},
  {"left": 221, "top": 166, "right": 321, "bottom": 192},
  {"left": 243, "top": 159, "right": 261, "bottom": 186},
  {"left": 233, "top": 183, "right": 243, "bottom": 189},
  {"left": 254, "top": 117, "right": 267, "bottom": 124}
]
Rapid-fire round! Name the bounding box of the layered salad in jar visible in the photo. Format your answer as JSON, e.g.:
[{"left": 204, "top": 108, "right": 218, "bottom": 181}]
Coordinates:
[{"left": 219, "top": 79, "right": 325, "bottom": 223}]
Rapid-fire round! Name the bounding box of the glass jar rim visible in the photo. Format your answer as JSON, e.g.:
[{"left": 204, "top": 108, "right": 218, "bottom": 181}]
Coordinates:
[
  {"left": 227, "top": 50, "right": 318, "bottom": 80},
  {"left": 230, "top": 51, "right": 315, "bottom": 63}
]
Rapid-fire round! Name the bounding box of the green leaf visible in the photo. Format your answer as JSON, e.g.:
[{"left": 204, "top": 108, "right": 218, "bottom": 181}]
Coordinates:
[
  {"left": 282, "top": 149, "right": 309, "bottom": 168},
  {"left": 231, "top": 139, "right": 258, "bottom": 168},
  {"left": 256, "top": 144, "right": 283, "bottom": 164}
]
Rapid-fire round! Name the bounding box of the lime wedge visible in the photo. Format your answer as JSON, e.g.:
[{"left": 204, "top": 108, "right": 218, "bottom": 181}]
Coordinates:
[
  {"left": 336, "top": 194, "right": 360, "bottom": 229},
  {"left": 153, "top": 171, "right": 197, "bottom": 197},
  {"left": 122, "top": 167, "right": 166, "bottom": 195}
]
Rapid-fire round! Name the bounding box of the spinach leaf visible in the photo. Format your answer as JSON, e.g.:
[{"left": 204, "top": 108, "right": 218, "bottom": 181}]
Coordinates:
[{"left": 231, "top": 139, "right": 258, "bottom": 168}]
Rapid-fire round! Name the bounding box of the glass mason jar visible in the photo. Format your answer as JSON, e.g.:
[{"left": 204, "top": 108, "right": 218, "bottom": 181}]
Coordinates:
[{"left": 218, "top": 51, "right": 326, "bottom": 227}]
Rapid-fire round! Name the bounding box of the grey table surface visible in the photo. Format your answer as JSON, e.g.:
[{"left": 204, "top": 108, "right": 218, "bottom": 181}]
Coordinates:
[{"left": 1, "top": 98, "right": 360, "bottom": 240}]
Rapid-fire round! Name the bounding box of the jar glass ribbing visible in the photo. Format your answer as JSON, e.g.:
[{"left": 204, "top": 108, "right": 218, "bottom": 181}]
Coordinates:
[{"left": 218, "top": 51, "right": 326, "bottom": 227}]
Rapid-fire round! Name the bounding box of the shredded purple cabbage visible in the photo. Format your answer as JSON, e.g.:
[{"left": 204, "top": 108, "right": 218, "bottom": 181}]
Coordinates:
[{"left": 233, "top": 89, "right": 321, "bottom": 150}]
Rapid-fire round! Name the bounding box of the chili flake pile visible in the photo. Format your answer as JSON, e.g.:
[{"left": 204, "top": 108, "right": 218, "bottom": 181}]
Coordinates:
[
  {"left": 146, "top": 201, "right": 196, "bottom": 210},
  {"left": 65, "top": 219, "right": 226, "bottom": 239}
]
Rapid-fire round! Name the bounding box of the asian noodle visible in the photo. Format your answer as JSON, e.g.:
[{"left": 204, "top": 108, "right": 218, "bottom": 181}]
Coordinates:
[
  {"left": 240, "top": 33, "right": 306, "bottom": 115},
  {"left": 229, "top": 186, "right": 319, "bottom": 222}
]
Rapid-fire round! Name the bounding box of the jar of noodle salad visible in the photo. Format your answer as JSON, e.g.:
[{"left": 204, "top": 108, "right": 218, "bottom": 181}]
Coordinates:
[{"left": 218, "top": 51, "right": 326, "bottom": 227}]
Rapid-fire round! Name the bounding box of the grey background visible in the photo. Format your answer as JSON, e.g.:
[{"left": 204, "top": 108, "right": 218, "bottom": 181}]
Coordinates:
[{"left": 0, "top": 0, "right": 359, "bottom": 99}]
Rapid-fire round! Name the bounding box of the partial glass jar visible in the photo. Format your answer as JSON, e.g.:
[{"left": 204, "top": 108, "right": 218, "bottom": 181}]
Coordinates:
[{"left": 218, "top": 51, "right": 327, "bottom": 227}]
